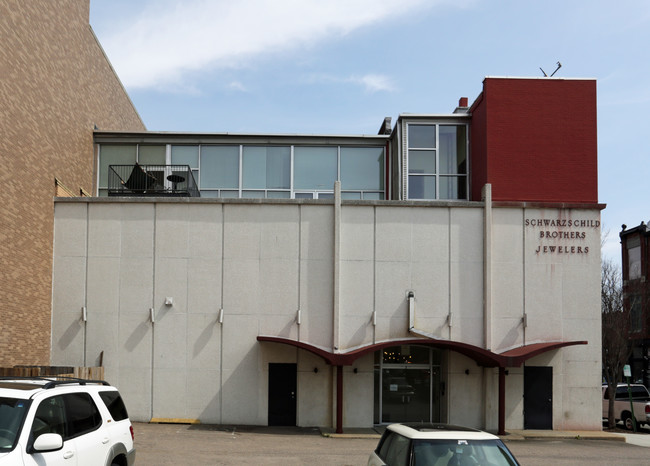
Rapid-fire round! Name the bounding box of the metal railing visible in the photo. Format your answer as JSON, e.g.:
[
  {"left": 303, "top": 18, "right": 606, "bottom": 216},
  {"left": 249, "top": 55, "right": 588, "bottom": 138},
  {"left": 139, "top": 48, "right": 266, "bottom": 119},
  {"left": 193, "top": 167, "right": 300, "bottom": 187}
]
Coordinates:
[{"left": 108, "top": 164, "right": 200, "bottom": 197}]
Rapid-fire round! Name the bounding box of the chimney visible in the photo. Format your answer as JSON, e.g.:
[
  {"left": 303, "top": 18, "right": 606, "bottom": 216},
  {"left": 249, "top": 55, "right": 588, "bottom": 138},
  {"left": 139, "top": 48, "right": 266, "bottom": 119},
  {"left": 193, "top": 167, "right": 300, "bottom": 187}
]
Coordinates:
[
  {"left": 454, "top": 97, "right": 469, "bottom": 114},
  {"left": 378, "top": 117, "right": 392, "bottom": 135}
]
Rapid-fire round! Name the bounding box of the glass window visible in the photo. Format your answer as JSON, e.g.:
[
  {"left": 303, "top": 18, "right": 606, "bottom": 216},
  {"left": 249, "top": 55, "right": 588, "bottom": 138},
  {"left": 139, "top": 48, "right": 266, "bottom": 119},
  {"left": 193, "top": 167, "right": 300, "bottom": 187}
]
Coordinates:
[
  {"left": 63, "top": 393, "right": 101, "bottom": 439},
  {"left": 267, "top": 191, "right": 291, "bottom": 199},
  {"left": 242, "top": 190, "right": 266, "bottom": 198},
  {"left": 408, "top": 150, "right": 436, "bottom": 174},
  {"left": 0, "top": 397, "right": 29, "bottom": 452},
  {"left": 382, "top": 346, "right": 430, "bottom": 365},
  {"left": 408, "top": 125, "right": 436, "bottom": 148},
  {"left": 384, "top": 432, "right": 410, "bottom": 466},
  {"left": 171, "top": 145, "right": 199, "bottom": 168},
  {"left": 628, "top": 237, "right": 641, "bottom": 280},
  {"left": 98, "top": 391, "right": 129, "bottom": 421},
  {"left": 200, "top": 146, "right": 239, "bottom": 189},
  {"left": 242, "top": 146, "right": 290, "bottom": 189},
  {"left": 439, "top": 176, "right": 466, "bottom": 200},
  {"left": 630, "top": 294, "right": 643, "bottom": 333},
  {"left": 412, "top": 439, "right": 519, "bottom": 466},
  {"left": 439, "top": 126, "right": 467, "bottom": 175},
  {"left": 409, "top": 176, "right": 436, "bottom": 200},
  {"left": 138, "top": 145, "right": 166, "bottom": 165},
  {"left": 407, "top": 123, "right": 468, "bottom": 200},
  {"left": 31, "top": 396, "right": 66, "bottom": 439},
  {"left": 294, "top": 147, "right": 337, "bottom": 190},
  {"left": 99, "top": 145, "right": 136, "bottom": 189},
  {"left": 340, "top": 147, "right": 384, "bottom": 190}
]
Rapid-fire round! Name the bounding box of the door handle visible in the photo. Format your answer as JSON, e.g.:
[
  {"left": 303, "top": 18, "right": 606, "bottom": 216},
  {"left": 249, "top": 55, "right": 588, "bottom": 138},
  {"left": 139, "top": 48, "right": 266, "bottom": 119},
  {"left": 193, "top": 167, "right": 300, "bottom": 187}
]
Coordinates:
[
  {"left": 102, "top": 437, "right": 110, "bottom": 444},
  {"left": 63, "top": 451, "right": 74, "bottom": 459}
]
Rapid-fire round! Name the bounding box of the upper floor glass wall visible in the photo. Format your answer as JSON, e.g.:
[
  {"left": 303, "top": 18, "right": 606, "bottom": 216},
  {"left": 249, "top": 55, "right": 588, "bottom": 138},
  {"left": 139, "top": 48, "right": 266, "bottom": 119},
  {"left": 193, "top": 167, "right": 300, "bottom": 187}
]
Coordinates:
[
  {"left": 97, "top": 144, "right": 385, "bottom": 199},
  {"left": 407, "top": 123, "right": 468, "bottom": 200}
]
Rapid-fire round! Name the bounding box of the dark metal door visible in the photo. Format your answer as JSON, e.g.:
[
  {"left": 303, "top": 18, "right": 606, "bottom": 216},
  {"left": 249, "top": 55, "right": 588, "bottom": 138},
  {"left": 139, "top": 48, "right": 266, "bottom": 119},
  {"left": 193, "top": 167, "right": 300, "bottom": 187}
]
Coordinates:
[
  {"left": 268, "top": 363, "right": 297, "bottom": 426},
  {"left": 524, "top": 366, "right": 553, "bottom": 429}
]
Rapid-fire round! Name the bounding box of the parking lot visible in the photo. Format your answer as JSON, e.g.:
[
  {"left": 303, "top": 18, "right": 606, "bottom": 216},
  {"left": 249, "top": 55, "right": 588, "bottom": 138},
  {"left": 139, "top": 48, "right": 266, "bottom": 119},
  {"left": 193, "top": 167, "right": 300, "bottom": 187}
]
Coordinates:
[{"left": 133, "top": 423, "right": 650, "bottom": 465}]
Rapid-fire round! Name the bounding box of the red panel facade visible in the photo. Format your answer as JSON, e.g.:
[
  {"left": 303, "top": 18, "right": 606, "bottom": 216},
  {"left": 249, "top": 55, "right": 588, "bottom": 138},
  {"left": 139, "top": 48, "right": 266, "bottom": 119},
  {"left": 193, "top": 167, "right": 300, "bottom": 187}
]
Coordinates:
[{"left": 470, "top": 77, "right": 598, "bottom": 203}]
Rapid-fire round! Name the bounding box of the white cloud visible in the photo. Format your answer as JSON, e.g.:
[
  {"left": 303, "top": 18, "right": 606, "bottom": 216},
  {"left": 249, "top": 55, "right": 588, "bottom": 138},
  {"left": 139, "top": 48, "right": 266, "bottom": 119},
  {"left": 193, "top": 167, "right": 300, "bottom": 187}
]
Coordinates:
[
  {"left": 99, "top": 0, "right": 436, "bottom": 90},
  {"left": 228, "top": 81, "right": 248, "bottom": 92},
  {"left": 353, "top": 74, "right": 395, "bottom": 93},
  {"left": 306, "top": 72, "right": 396, "bottom": 93}
]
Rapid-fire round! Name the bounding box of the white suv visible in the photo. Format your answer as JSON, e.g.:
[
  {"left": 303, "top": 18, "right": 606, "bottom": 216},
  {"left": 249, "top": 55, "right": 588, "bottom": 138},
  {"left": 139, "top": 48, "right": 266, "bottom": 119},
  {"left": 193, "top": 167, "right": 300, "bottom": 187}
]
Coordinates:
[{"left": 0, "top": 377, "right": 135, "bottom": 465}]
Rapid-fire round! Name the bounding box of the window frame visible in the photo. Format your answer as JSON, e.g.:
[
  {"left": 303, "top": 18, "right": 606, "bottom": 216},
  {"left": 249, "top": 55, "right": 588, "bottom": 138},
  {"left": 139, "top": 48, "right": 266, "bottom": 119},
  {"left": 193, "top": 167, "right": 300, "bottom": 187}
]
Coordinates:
[
  {"left": 97, "top": 143, "right": 386, "bottom": 200},
  {"left": 405, "top": 121, "right": 469, "bottom": 201}
]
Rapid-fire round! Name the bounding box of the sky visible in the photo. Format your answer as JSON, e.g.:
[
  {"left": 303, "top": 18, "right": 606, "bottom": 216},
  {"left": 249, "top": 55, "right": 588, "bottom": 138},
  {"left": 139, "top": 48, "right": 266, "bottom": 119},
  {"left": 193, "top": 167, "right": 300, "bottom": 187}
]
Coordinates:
[{"left": 89, "top": 0, "right": 650, "bottom": 266}]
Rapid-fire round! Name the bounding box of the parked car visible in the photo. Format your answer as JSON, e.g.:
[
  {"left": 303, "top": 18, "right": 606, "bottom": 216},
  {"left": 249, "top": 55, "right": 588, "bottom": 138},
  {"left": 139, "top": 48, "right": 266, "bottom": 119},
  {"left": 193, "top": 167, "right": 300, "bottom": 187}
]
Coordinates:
[
  {"left": 602, "top": 383, "right": 650, "bottom": 430},
  {"left": 0, "top": 376, "right": 135, "bottom": 465},
  {"left": 368, "top": 422, "right": 519, "bottom": 466}
]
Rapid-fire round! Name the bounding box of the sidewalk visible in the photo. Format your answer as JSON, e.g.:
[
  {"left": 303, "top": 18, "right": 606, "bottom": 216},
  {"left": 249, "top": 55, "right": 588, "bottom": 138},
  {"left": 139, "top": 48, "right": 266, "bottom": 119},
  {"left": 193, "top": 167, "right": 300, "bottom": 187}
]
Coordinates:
[
  {"left": 321, "top": 426, "right": 650, "bottom": 448},
  {"left": 504, "top": 429, "right": 626, "bottom": 442}
]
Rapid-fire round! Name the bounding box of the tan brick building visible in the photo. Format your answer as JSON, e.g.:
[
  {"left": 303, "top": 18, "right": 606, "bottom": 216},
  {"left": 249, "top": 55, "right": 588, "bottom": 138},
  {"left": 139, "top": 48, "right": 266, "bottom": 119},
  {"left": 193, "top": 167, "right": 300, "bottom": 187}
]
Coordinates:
[{"left": 0, "top": 0, "right": 145, "bottom": 365}]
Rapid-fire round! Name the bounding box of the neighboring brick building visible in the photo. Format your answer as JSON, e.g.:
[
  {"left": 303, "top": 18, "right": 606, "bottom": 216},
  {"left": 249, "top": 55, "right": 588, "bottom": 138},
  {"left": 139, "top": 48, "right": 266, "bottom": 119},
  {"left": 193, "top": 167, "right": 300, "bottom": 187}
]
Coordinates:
[
  {"left": 0, "top": 0, "right": 145, "bottom": 365},
  {"left": 620, "top": 222, "right": 650, "bottom": 385}
]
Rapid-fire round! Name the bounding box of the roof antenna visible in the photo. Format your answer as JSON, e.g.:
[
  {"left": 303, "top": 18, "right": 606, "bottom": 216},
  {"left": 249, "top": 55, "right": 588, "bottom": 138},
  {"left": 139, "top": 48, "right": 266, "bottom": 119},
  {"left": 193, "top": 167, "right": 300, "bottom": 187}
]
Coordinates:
[{"left": 540, "top": 61, "right": 562, "bottom": 77}]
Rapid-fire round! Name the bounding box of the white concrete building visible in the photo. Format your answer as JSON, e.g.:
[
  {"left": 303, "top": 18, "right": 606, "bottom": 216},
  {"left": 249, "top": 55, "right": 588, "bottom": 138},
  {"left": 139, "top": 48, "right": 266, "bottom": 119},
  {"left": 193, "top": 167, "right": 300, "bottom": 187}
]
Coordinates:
[{"left": 51, "top": 77, "right": 603, "bottom": 433}]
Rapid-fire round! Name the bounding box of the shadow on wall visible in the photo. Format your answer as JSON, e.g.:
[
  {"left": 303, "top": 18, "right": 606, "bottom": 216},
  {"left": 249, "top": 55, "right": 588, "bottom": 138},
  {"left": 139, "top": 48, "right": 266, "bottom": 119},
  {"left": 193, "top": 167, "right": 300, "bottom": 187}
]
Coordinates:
[{"left": 57, "top": 319, "right": 83, "bottom": 351}]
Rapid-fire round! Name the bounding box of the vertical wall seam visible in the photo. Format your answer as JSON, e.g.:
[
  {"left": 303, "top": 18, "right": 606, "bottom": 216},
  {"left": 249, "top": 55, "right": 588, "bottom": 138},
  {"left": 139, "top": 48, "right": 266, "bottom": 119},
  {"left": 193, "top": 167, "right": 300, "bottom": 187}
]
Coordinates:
[
  {"left": 483, "top": 184, "right": 493, "bottom": 351},
  {"left": 448, "top": 208, "right": 452, "bottom": 341},
  {"left": 150, "top": 202, "right": 157, "bottom": 421},
  {"left": 297, "top": 205, "right": 302, "bottom": 342},
  {"left": 219, "top": 203, "right": 225, "bottom": 424},
  {"left": 522, "top": 207, "right": 527, "bottom": 344},
  {"left": 83, "top": 202, "right": 89, "bottom": 367},
  {"left": 333, "top": 182, "right": 341, "bottom": 352},
  {"left": 373, "top": 206, "right": 377, "bottom": 344}
]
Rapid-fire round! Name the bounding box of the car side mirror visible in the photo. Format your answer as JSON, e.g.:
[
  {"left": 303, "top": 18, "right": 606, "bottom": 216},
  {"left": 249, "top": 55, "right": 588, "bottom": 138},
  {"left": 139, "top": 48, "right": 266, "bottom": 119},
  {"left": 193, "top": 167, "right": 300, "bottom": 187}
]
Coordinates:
[{"left": 33, "top": 433, "right": 63, "bottom": 452}]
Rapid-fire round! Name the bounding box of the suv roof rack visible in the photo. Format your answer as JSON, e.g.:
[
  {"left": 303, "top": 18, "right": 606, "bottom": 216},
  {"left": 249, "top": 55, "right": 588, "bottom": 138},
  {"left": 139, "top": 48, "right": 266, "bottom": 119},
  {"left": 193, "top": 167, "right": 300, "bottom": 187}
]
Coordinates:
[{"left": 0, "top": 376, "right": 110, "bottom": 389}]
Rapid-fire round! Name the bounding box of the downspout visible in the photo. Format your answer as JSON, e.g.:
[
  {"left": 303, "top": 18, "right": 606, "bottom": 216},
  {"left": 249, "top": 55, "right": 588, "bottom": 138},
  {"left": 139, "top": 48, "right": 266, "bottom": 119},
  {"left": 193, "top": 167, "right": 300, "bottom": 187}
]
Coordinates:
[
  {"left": 333, "top": 181, "right": 343, "bottom": 433},
  {"left": 483, "top": 183, "right": 492, "bottom": 351},
  {"left": 333, "top": 180, "right": 341, "bottom": 352},
  {"left": 408, "top": 291, "right": 437, "bottom": 340}
]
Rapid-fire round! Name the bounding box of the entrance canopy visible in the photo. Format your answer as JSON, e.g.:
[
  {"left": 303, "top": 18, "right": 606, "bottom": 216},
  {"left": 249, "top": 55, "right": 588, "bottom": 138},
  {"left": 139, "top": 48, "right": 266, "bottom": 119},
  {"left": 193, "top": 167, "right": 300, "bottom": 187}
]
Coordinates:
[{"left": 256, "top": 336, "right": 587, "bottom": 368}]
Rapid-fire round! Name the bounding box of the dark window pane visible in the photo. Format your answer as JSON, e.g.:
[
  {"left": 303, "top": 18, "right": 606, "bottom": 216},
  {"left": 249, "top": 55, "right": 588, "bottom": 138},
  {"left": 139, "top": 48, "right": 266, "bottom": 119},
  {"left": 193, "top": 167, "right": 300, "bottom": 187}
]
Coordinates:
[
  {"left": 408, "top": 175, "right": 435, "bottom": 200},
  {"left": 408, "top": 125, "right": 436, "bottom": 148},
  {"left": 439, "top": 126, "right": 467, "bottom": 175},
  {"left": 63, "top": 393, "right": 101, "bottom": 438},
  {"left": 32, "top": 396, "right": 66, "bottom": 439},
  {"left": 340, "top": 147, "right": 384, "bottom": 190},
  {"left": 294, "top": 147, "right": 337, "bottom": 190},
  {"left": 99, "top": 391, "right": 129, "bottom": 421},
  {"left": 408, "top": 150, "right": 436, "bottom": 174},
  {"left": 200, "top": 146, "right": 239, "bottom": 189},
  {"left": 439, "top": 176, "right": 467, "bottom": 200}
]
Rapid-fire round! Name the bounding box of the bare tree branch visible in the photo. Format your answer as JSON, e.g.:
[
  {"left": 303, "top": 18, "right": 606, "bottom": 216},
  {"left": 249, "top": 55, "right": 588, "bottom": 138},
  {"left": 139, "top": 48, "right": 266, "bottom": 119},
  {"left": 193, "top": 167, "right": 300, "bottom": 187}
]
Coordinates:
[{"left": 602, "top": 258, "right": 631, "bottom": 428}]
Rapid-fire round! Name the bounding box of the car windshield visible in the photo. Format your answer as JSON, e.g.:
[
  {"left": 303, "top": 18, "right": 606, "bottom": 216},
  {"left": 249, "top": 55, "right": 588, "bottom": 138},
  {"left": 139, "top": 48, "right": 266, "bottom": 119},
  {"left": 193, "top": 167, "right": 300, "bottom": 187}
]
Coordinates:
[
  {"left": 412, "top": 438, "right": 519, "bottom": 466},
  {"left": 0, "top": 397, "right": 29, "bottom": 452}
]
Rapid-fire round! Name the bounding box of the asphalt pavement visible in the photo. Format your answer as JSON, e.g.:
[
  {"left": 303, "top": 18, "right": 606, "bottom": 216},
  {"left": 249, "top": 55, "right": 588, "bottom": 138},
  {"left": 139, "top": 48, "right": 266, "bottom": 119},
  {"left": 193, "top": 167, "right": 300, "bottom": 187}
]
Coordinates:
[{"left": 132, "top": 422, "right": 650, "bottom": 465}]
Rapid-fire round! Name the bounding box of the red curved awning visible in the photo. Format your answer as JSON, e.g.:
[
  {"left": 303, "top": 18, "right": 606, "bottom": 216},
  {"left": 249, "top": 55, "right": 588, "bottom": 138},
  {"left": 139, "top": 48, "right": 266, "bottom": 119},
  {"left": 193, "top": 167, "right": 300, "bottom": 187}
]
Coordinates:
[
  {"left": 257, "top": 336, "right": 587, "bottom": 368},
  {"left": 497, "top": 340, "right": 588, "bottom": 367}
]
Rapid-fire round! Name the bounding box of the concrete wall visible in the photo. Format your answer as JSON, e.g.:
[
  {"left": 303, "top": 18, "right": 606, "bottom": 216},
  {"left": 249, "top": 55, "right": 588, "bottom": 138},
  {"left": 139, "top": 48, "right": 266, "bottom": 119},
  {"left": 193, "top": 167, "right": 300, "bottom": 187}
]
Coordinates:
[
  {"left": 0, "top": 0, "right": 145, "bottom": 365},
  {"left": 52, "top": 198, "right": 601, "bottom": 430}
]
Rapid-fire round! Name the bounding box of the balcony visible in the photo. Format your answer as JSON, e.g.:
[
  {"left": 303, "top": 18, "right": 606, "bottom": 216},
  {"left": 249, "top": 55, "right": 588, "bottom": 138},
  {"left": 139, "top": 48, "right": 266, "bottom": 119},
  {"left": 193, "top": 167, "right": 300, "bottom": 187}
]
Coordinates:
[{"left": 108, "top": 164, "right": 200, "bottom": 197}]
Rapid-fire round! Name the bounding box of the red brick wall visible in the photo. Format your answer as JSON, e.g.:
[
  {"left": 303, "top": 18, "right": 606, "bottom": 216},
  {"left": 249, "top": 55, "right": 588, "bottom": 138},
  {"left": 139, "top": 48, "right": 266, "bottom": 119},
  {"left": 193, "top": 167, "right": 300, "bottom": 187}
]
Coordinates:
[
  {"left": 0, "top": 0, "right": 145, "bottom": 365},
  {"left": 470, "top": 78, "right": 598, "bottom": 203}
]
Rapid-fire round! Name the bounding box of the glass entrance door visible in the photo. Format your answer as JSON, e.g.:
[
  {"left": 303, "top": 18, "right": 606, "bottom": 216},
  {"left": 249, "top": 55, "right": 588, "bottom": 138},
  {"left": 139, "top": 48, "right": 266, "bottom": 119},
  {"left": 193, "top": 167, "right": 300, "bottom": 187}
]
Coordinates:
[{"left": 374, "top": 346, "right": 442, "bottom": 424}]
